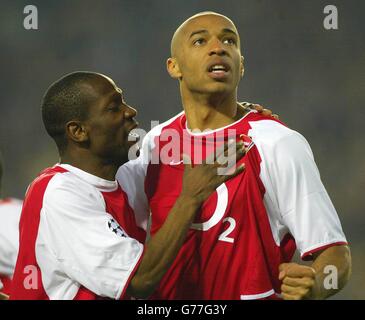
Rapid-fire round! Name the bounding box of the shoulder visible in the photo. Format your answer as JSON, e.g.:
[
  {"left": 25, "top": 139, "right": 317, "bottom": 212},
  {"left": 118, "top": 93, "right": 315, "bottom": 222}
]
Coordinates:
[
  {"left": 247, "top": 116, "right": 312, "bottom": 159},
  {"left": 27, "top": 168, "right": 104, "bottom": 214},
  {"left": 0, "top": 198, "right": 23, "bottom": 221},
  {"left": 46, "top": 171, "right": 102, "bottom": 203},
  {"left": 0, "top": 197, "right": 22, "bottom": 208},
  {"left": 144, "top": 111, "right": 184, "bottom": 144},
  {"left": 118, "top": 111, "right": 184, "bottom": 173}
]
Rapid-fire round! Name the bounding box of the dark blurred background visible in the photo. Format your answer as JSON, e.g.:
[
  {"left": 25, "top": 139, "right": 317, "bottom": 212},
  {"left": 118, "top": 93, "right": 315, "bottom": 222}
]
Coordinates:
[{"left": 0, "top": 0, "right": 364, "bottom": 299}]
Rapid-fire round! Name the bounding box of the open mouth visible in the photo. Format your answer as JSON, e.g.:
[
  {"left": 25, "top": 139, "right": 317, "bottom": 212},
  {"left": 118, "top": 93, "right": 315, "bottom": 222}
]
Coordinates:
[
  {"left": 207, "top": 63, "right": 230, "bottom": 79},
  {"left": 208, "top": 64, "right": 229, "bottom": 72}
]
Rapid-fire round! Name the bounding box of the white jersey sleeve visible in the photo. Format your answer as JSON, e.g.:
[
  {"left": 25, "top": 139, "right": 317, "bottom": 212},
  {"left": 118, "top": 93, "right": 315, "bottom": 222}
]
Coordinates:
[
  {"left": 117, "top": 131, "right": 152, "bottom": 231},
  {"left": 36, "top": 173, "right": 144, "bottom": 300},
  {"left": 249, "top": 120, "right": 347, "bottom": 259},
  {"left": 0, "top": 199, "right": 22, "bottom": 277}
]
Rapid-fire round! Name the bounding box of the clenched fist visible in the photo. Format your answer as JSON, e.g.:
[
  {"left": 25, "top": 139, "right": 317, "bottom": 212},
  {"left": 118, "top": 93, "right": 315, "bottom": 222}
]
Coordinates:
[{"left": 279, "top": 263, "right": 317, "bottom": 300}]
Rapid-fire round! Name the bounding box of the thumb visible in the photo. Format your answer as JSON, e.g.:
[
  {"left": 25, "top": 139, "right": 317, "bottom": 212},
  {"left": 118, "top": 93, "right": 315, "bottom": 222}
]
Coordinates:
[{"left": 279, "top": 263, "right": 290, "bottom": 280}]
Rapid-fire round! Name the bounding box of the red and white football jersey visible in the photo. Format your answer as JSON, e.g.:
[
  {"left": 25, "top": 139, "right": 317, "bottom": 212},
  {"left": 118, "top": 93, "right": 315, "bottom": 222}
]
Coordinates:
[
  {"left": 0, "top": 197, "right": 22, "bottom": 295},
  {"left": 117, "top": 110, "right": 347, "bottom": 300},
  {"left": 11, "top": 164, "right": 145, "bottom": 300}
]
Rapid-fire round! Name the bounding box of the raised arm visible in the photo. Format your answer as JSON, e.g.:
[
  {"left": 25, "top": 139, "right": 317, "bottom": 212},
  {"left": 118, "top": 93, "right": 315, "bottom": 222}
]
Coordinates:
[{"left": 127, "top": 141, "right": 246, "bottom": 298}]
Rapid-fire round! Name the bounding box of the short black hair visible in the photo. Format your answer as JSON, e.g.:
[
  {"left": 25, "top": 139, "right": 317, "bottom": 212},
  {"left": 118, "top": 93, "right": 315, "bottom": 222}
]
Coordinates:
[{"left": 41, "top": 71, "right": 100, "bottom": 154}]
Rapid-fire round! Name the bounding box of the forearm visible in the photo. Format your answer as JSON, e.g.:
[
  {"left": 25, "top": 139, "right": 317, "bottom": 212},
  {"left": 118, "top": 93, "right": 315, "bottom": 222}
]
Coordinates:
[
  {"left": 310, "top": 245, "right": 352, "bottom": 299},
  {"left": 127, "top": 196, "right": 201, "bottom": 298}
]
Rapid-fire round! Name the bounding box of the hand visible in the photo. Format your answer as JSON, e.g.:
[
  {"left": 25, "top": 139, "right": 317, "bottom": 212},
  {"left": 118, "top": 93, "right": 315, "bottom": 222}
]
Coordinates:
[
  {"left": 240, "top": 101, "right": 279, "bottom": 119},
  {"left": 0, "top": 292, "right": 9, "bottom": 300},
  {"left": 181, "top": 140, "right": 246, "bottom": 205},
  {"left": 279, "top": 262, "right": 316, "bottom": 300}
]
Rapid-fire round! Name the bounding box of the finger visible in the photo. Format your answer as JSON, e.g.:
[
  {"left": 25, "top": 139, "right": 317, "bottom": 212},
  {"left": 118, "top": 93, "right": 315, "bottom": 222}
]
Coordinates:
[
  {"left": 218, "top": 150, "right": 246, "bottom": 176},
  {"left": 240, "top": 101, "right": 251, "bottom": 108},
  {"left": 216, "top": 141, "right": 245, "bottom": 166},
  {"left": 281, "top": 284, "right": 310, "bottom": 298},
  {"left": 280, "top": 263, "right": 316, "bottom": 278},
  {"left": 278, "top": 270, "right": 286, "bottom": 281},
  {"left": 272, "top": 113, "right": 279, "bottom": 119},
  {"left": 262, "top": 108, "right": 273, "bottom": 116},
  {"left": 241, "top": 104, "right": 251, "bottom": 112},
  {"left": 220, "top": 163, "right": 245, "bottom": 181},
  {"left": 283, "top": 276, "right": 315, "bottom": 289},
  {"left": 225, "top": 145, "right": 246, "bottom": 169},
  {"left": 252, "top": 104, "right": 264, "bottom": 112},
  {"left": 286, "top": 267, "right": 315, "bottom": 279},
  {"left": 239, "top": 134, "right": 253, "bottom": 146},
  {"left": 279, "top": 263, "right": 290, "bottom": 272},
  {"left": 207, "top": 139, "right": 235, "bottom": 164},
  {"left": 282, "top": 292, "right": 301, "bottom": 300}
]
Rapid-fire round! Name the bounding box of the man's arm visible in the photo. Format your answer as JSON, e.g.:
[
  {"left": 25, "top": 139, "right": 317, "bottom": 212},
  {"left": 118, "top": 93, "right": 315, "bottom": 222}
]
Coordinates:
[
  {"left": 127, "top": 141, "right": 246, "bottom": 298},
  {"left": 248, "top": 121, "right": 349, "bottom": 300},
  {"left": 279, "top": 245, "right": 351, "bottom": 300}
]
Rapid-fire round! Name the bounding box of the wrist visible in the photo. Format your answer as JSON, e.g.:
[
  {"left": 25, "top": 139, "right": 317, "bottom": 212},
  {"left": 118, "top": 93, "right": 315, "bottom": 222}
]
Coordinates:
[
  {"left": 176, "top": 193, "right": 203, "bottom": 209},
  {"left": 311, "top": 274, "right": 328, "bottom": 300}
]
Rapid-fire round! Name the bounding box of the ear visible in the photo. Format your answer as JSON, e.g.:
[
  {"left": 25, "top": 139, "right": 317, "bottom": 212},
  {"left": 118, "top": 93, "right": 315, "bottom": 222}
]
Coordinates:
[
  {"left": 65, "top": 121, "right": 89, "bottom": 144},
  {"left": 167, "top": 57, "right": 182, "bottom": 79},
  {"left": 240, "top": 55, "right": 244, "bottom": 78}
]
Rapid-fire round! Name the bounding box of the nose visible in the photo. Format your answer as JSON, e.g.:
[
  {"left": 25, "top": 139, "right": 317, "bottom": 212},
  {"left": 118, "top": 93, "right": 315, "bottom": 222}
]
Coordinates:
[
  {"left": 208, "top": 38, "right": 227, "bottom": 56},
  {"left": 124, "top": 105, "right": 137, "bottom": 119}
]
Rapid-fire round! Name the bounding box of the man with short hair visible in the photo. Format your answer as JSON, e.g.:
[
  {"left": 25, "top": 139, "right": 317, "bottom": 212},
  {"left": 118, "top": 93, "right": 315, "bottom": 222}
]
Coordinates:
[
  {"left": 10, "top": 71, "right": 245, "bottom": 299},
  {"left": 117, "top": 12, "right": 351, "bottom": 300}
]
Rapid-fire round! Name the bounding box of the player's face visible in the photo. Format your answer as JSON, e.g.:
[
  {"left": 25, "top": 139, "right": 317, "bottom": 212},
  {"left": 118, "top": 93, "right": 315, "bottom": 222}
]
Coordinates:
[
  {"left": 85, "top": 76, "right": 139, "bottom": 166},
  {"left": 175, "top": 15, "right": 243, "bottom": 95}
]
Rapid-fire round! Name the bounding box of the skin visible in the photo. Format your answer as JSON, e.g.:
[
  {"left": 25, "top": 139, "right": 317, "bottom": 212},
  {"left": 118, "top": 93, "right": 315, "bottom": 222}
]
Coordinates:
[
  {"left": 167, "top": 12, "right": 245, "bottom": 131},
  {"left": 61, "top": 74, "right": 138, "bottom": 180},
  {"left": 0, "top": 292, "right": 9, "bottom": 300},
  {"left": 57, "top": 73, "right": 246, "bottom": 299},
  {"left": 167, "top": 12, "right": 351, "bottom": 299}
]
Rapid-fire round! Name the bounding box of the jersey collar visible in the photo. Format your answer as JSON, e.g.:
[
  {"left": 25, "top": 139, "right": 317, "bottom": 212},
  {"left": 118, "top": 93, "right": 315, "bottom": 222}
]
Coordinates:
[{"left": 57, "top": 164, "right": 118, "bottom": 192}]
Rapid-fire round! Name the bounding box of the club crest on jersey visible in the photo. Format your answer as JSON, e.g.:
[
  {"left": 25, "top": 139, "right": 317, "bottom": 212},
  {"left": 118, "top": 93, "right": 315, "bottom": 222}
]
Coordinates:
[
  {"left": 107, "top": 218, "right": 127, "bottom": 238},
  {"left": 240, "top": 134, "right": 255, "bottom": 152}
]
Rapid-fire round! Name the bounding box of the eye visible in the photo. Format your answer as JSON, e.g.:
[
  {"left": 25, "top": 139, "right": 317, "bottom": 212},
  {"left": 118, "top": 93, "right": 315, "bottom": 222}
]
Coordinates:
[
  {"left": 193, "top": 38, "right": 205, "bottom": 46},
  {"left": 107, "top": 104, "right": 120, "bottom": 112},
  {"left": 223, "top": 38, "right": 236, "bottom": 45}
]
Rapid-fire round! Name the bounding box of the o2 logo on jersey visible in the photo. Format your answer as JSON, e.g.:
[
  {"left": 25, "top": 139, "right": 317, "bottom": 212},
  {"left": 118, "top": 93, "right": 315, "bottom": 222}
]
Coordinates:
[
  {"left": 190, "top": 183, "right": 236, "bottom": 243},
  {"left": 108, "top": 218, "right": 127, "bottom": 238}
]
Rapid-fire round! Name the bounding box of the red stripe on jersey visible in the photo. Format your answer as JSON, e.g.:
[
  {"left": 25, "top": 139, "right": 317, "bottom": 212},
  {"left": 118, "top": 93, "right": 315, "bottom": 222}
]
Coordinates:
[
  {"left": 301, "top": 241, "right": 348, "bottom": 261},
  {"left": 11, "top": 166, "right": 67, "bottom": 300}
]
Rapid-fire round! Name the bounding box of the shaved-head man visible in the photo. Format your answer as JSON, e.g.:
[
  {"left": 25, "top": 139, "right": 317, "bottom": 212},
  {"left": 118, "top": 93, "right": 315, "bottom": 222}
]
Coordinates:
[
  {"left": 117, "top": 12, "right": 351, "bottom": 300},
  {"left": 11, "top": 71, "right": 245, "bottom": 300}
]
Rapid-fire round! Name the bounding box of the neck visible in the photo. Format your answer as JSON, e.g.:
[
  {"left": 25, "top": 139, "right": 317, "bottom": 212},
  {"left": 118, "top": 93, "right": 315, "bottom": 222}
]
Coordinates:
[
  {"left": 60, "top": 150, "right": 119, "bottom": 181},
  {"left": 181, "top": 88, "right": 241, "bottom": 131}
]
